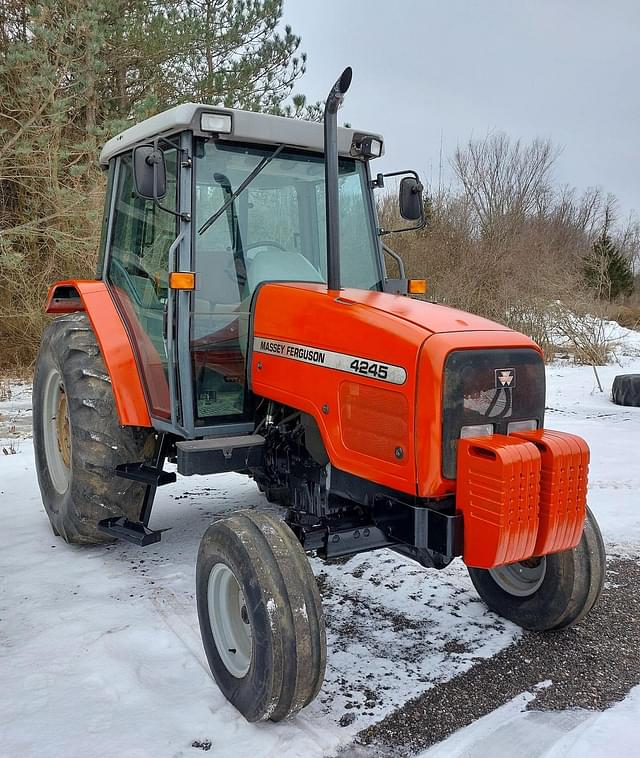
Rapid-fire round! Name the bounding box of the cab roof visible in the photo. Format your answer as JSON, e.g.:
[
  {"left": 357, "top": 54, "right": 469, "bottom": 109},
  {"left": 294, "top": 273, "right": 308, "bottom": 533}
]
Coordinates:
[{"left": 99, "top": 102, "right": 384, "bottom": 167}]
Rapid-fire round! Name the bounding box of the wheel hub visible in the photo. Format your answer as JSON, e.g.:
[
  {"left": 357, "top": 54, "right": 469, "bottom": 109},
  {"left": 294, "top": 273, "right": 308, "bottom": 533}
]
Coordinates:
[
  {"left": 55, "top": 388, "right": 71, "bottom": 468},
  {"left": 207, "top": 563, "right": 252, "bottom": 678},
  {"left": 489, "top": 556, "right": 547, "bottom": 597}
]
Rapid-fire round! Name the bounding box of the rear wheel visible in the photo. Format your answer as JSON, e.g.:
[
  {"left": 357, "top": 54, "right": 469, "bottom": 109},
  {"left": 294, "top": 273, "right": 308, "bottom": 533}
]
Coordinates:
[
  {"left": 33, "top": 313, "right": 156, "bottom": 544},
  {"left": 196, "top": 510, "right": 326, "bottom": 722},
  {"left": 468, "top": 507, "right": 605, "bottom": 631}
]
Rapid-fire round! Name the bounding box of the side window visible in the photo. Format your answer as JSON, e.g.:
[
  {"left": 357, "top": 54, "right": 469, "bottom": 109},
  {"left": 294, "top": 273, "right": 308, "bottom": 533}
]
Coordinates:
[
  {"left": 109, "top": 150, "right": 178, "bottom": 309},
  {"left": 106, "top": 148, "right": 178, "bottom": 419},
  {"left": 96, "top": 161, "right": 115, "bottom": 277}
]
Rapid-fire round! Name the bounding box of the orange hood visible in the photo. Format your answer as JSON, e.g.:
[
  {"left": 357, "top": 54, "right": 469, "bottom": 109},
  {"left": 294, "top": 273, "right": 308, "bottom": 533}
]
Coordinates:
[{"left": 285, "top": 283, "right": 512, "bottom": 336}]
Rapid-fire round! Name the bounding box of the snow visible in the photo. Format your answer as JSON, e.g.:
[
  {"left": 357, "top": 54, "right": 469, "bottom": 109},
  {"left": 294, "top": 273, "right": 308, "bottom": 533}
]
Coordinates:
[
  {"left": 0, "top": 445, "right": 519, "bottom": 757},
  {"left": 0, "top": 334, "right": 639, "bottom": 757},
  {"left": 545, "top": 357, "right": 640, "bottom": 554},
  {"left": 418, "top": 336, "right": 640, "bottom": 757},
  {"left": 419, "top": 685, "right": 640, "bottom": 758}
]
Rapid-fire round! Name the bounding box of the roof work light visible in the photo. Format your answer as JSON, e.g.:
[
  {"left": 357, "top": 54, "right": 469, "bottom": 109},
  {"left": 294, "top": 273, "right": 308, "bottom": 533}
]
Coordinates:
[{"left": 200, "top": 112, "right": 232, "bottom": 134}]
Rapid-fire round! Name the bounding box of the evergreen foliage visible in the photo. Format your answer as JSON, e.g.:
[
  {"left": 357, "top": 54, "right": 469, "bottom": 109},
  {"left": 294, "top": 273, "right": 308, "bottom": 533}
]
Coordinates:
[
  {"left": 0, "top": 0, "right": 314, "bottom": 367},
  {"left": 585, "top": 223, "right": 635, "bottom": 301}
]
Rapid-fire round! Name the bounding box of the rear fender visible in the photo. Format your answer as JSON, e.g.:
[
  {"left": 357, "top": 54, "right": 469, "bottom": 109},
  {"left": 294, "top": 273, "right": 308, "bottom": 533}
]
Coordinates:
[{"left": 45, "top": 280, "right": 151, "bottom": 427}]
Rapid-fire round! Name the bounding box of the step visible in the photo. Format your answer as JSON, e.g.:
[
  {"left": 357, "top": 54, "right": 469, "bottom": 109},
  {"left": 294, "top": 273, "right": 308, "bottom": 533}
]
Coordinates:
[
  {"left": 98, "top": 517, "right": 163, "bottom": 546},
  {"left": 115, "top": 462, "right": 177, "bottom": 488},
  {"left": 177, "top": 434, "right": 265, "bottom": 476}
]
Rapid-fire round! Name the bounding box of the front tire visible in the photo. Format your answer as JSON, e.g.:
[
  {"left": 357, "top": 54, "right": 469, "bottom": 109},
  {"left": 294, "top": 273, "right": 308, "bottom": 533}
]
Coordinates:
[
  {"left": 468, "top": 507, "right": 605, "bottom": 631},
  {"left": 196, "top": 511, "right": 326, "bottom": 722},
  {"left": 33, "top": 313, "right": 156, "bottom": 544}
]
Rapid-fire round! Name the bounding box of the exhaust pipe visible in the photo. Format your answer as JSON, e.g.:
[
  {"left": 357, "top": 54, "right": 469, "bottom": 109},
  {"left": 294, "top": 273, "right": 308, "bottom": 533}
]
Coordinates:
[{"left": 324, "top": 67, "right": 352, "bottom": 291}]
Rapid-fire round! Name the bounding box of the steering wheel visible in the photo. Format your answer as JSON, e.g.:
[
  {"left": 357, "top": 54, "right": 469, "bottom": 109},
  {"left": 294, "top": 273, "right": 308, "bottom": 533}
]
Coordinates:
[{"left": 244, "top": 240, "right": 287, "bottom": 252}]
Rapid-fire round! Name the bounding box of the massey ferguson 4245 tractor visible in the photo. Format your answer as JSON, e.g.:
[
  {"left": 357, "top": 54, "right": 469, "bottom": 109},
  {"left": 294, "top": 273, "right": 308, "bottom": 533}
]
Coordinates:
[{"left": 34, "top": 69, "right": 604, "bottom": 722}]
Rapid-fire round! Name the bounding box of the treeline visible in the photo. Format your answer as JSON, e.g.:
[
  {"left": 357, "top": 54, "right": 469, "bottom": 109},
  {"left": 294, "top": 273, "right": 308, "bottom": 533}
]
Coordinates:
[
  {"left": 1, "top": 3, "right": 637, "bottom": 370},
  {"left": 382, "top": 132, "right": 639, "bottom": 359},
  {"left": 0, "top": 0, "right": 315, "bottom": 369}
]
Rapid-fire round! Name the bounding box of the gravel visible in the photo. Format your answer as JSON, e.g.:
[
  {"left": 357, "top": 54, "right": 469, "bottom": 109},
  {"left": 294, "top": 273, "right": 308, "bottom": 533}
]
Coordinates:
[{"left": 352, "top": 557, "right": 640, "bottom": 756}]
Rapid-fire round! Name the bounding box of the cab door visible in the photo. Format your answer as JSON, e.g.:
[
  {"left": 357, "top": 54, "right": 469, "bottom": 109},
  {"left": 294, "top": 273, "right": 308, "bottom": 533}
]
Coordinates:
[{"left": 106, "top": 147, "right": 179, "bottom": 420}]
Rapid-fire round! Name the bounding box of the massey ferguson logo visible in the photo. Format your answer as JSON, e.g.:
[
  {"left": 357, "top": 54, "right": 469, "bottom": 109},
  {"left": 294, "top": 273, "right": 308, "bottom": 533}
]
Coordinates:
[{"left": 495, "top": 368, "right": 515, "bottom": 389}]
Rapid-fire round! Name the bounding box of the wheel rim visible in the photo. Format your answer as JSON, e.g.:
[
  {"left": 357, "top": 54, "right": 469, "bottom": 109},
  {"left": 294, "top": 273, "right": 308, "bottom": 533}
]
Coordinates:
[
  {"left": 42, "top": 368, "right": 71, "bottom": 494},
  {"left": 489, "top": 556, "right": 547, "bottom": 597},
  {"left": 207, "top": 563, "right": 252, "bottom": 678}
]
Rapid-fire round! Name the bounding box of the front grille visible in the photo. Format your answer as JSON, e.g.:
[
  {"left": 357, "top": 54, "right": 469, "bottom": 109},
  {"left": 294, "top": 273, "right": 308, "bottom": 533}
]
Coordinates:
[{"left": 441, "top": 348, "right": 545, "bottom": 479}]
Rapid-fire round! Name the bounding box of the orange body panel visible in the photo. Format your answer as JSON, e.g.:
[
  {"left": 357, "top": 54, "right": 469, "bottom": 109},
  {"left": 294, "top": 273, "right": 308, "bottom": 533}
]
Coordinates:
[
  {"left": 45, "top": 280, "right": 151, "bottom": 427},
  {"left": 251, "top": 283, "right": 427, "bottom": 493},
  {"left": 339, "top": 382, "right": 410, "bottom": 464},
  {"left": 513, "top": 429, "right": 589, "bottom": 554},
  {"left": 456, "top": 435, "right": 542, "bottom": 568}
]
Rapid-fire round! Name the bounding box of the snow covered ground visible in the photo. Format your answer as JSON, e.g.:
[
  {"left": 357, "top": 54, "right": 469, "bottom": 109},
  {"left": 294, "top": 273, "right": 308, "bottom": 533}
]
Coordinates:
[
  {"left": 420, "top": 684, "right": 640, "bottom": 758},
  {"left": 0, "top": 334, "right": 639, "bottom": 757}
]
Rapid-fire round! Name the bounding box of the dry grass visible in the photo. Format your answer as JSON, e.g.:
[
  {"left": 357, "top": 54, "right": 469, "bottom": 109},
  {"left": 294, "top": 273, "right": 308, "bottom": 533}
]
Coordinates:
[{"left": 603, "top": 304, "right": 640, "bottom": 331}]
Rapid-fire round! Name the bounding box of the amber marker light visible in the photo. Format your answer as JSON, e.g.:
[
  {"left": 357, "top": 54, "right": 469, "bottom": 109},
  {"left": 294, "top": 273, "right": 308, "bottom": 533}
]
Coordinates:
[
  {"left": 169, "top": 272, "right": 196, "bottom": 290},
  {"left": 408, "top": 279, "right": 427, "bottom": 295}
]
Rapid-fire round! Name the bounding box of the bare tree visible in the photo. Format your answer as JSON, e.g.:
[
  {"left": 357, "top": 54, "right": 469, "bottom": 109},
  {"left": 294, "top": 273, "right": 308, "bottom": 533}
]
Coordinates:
[{"left": 452, "top": 133, "right": 558, "bottom": 239}]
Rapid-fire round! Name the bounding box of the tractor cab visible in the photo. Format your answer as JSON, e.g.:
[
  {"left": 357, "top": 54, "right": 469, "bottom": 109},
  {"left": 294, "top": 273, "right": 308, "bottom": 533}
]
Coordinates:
[{"left": 97, "top": 102, "right": 422, "bottom": 438}]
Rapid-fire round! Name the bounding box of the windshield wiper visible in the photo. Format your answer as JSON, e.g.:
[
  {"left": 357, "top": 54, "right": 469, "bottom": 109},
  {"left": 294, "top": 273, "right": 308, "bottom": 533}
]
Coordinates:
[{"left": 197, "top": 143, "right": 285, "bottom": 236}]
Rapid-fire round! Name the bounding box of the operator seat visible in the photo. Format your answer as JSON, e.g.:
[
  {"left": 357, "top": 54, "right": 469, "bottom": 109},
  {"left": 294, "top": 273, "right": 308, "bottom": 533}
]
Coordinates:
[
  {"left": 234, "top": 249, "right": 325, "bottom": 356},
  {"left": 246, "top": 249, "right": 324, "bottom": 294}
]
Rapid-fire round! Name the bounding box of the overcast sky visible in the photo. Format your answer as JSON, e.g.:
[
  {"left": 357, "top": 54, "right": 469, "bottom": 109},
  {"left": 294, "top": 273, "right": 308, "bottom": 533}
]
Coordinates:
[{"left": 284, "top": 0, "right": 639, "bottom": 223}]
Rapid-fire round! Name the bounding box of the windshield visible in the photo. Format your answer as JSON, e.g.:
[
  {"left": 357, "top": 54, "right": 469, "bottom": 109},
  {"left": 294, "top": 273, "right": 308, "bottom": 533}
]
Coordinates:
[
  {"left": 190, "top": 139, "right": 382, "bottom": 426},
  {"left": 193, "top": 140, "right": 382, "bottom": 298}
]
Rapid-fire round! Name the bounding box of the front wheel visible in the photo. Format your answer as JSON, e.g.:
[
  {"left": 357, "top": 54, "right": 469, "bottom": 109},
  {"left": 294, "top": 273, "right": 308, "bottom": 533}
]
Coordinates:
[
  {"left": 196, "top": 511, "right": 326, "bottom": 722},
  {"left": 468, "top": 507, "right": 605, "bottom": 631}
]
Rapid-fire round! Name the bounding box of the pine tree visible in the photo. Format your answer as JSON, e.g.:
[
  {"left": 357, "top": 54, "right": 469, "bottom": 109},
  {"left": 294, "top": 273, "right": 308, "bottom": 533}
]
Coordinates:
[
  {"left": 0, "top": 0, "right": 313, "bottom": 366},
  {"left": 585, "top": 216, "right": 634, "bottom": 300}
]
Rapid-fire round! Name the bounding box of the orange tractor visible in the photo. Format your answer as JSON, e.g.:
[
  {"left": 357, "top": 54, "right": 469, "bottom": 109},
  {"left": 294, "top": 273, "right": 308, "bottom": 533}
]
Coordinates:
[{"left": 34, "top": 68, "right": 604, "bottom": 722}]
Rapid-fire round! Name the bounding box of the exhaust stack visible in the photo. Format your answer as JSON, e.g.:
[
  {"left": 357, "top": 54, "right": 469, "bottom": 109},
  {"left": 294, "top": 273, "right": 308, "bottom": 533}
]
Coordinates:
[{"left": 323, "top": 67, "right": 352, "bottom": 291}]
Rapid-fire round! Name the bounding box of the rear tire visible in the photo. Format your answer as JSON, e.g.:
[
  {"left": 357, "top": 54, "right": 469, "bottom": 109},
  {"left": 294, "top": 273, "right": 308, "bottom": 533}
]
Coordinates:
[
  {"left": 33, "top": 313, "right": 156, "bottom": 544},
  {"left": 612, "top": 374, "right": 640, "bottom": 407},
  {"left": 196, "top": 510, "right": 326, "bottom": 722},
  {"left": 468, "top": 507, "right": 605, "bottom": 631}
]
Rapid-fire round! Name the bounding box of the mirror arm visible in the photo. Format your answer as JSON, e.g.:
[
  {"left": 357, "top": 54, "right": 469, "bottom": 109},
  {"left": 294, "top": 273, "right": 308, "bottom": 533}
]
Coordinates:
[
  {"left": 379, "top": 213, "right": 426, "bottom": 237},
  {"left": 152, "top": 136, "right": 191, "bottom": 223},
  {"left": 151, "top": 196, "right": 191, "bottom": 224},
  {"left": 382, "top": 242, "right": 405, "bottom": 278}
]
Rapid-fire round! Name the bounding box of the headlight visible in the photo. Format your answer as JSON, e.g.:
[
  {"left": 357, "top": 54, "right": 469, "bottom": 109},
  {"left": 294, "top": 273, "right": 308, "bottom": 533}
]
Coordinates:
[
  {"left": 460, "top": 423, "right": 494, "bottom": 439},
  {"left": 366, "top": 137, "right": 383, "bottom": 157},
  {"left": 200, "top": 112, "right": 232, "bottom": 133},
  {"left": 354, "top": 134, "right": 383, "bottom": 158},
  {"left": 507, "top": 420, "right": 538, "bottom": 434}
]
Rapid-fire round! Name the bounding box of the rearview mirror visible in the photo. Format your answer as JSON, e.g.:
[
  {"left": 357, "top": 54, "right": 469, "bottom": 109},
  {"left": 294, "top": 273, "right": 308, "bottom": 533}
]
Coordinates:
[
  {"left": 133, "top": 144, "right": 166, "bottom": 200},
  {"left": 399, "top": 176, "right": 422, "bottom": 221}
]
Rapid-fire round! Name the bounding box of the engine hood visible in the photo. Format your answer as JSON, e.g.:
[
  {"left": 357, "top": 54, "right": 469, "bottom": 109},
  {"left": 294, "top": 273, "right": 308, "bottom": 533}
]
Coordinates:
[
  {"left": 251, "top": 281, "right": 541, "bottom": 499},
  {"left": 285, "top": 283, "right": 513, "bottom": 336}
]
